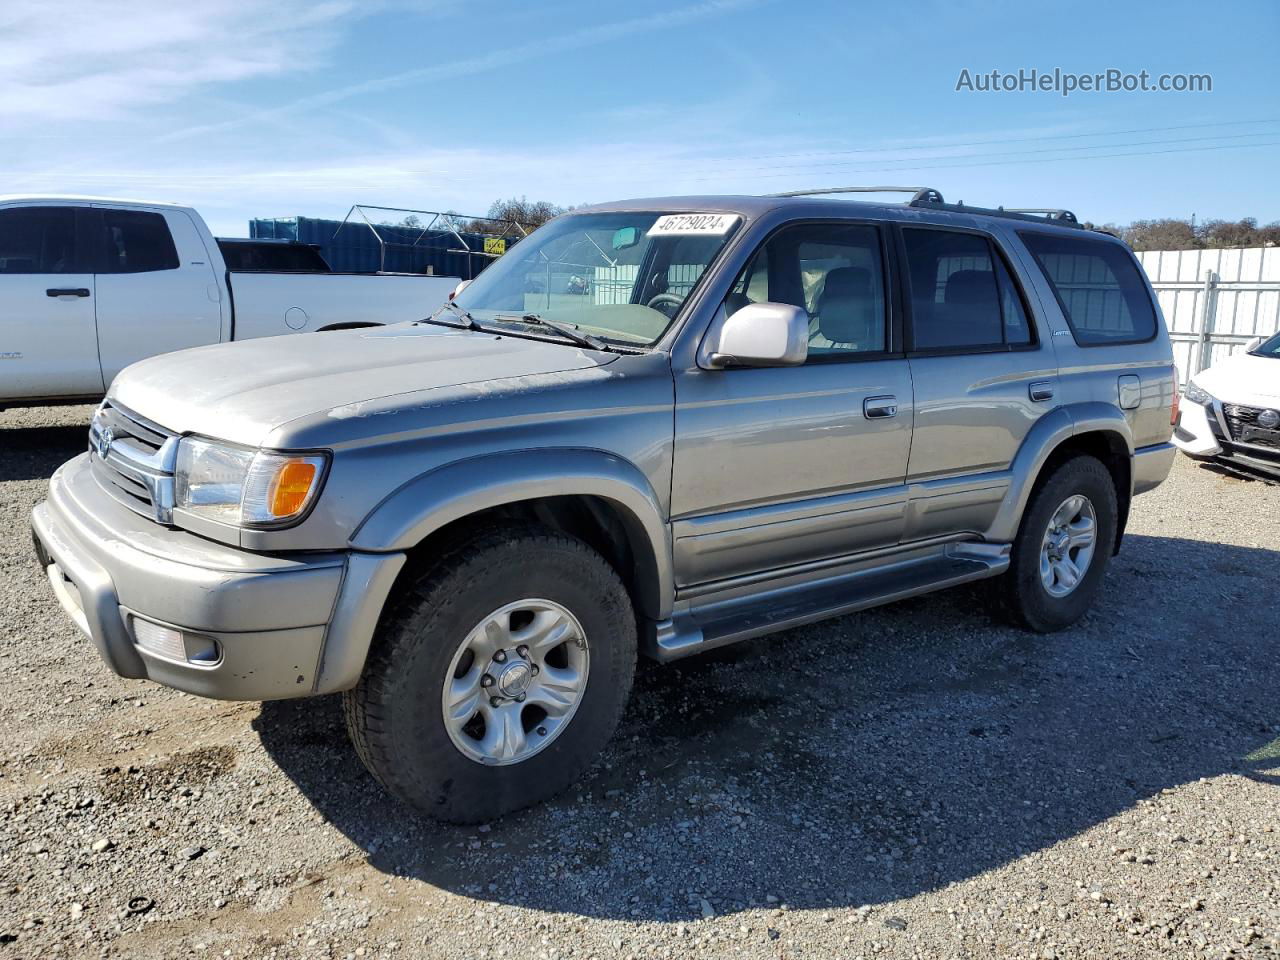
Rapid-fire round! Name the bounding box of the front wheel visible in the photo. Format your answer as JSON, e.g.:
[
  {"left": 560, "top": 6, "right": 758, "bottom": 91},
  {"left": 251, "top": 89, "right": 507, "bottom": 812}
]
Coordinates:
[
  {"left": 343, "top": 524, "right": 636, "bottom": 823},
  {"left": 994, "top": 455, "right": 1118, "bottom": 632}
]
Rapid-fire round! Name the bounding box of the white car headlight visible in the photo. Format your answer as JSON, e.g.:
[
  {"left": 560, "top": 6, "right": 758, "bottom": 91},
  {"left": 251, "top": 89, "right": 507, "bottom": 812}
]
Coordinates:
[
  {"left": 1184, "top": 380, "right": 1214, "bottom": 406},
  {"left": 174, "top": 437, "right": 328, "bottom": 528}
]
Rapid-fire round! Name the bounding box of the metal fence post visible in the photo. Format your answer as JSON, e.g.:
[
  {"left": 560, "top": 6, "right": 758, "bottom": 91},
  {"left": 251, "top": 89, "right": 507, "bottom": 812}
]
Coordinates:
[{"left": 1193, "top": 269, "right": 1217, "bottom": 377}]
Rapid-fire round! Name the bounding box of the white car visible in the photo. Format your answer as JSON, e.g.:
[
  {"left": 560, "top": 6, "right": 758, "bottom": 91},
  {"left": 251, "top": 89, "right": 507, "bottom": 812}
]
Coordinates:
[
  {"left": 0, "top": 196, "right": 460, "bottom": 409},
  {"left": 1174, "top": 331, "right": 1280, "bottom": 479}
]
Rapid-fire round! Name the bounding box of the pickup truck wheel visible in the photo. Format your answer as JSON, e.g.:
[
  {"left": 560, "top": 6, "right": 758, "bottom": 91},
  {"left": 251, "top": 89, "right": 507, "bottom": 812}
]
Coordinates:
[
  {"left": 994, "top": 455, "right": 1118, "bottom": 632},
  {"left": 342, "top": 525, "right": 636, "bottom": 823}
]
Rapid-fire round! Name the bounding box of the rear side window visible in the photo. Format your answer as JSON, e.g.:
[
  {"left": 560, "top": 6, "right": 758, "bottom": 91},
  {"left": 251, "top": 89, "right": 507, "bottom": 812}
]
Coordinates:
[
  {"left": 1019, "top": 232, "right": 1156, "bottom": 345},
  {"left": 0, "top": 207, "right": 78, "bottom": 274},
  {"left": 218, "top": 240, "right": 330, "bottom": 272},
  {"left": 100, "top": 209, "right": 179, "bottom": 273},
  {"left": 902, "top": 229, "right": 1032, "bottom": 351}
]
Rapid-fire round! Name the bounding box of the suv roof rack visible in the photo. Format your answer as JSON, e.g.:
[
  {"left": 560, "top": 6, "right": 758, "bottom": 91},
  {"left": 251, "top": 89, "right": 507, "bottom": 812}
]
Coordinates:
[
  {"left": 766, "top": 186, "right": 1083, "bottom": 229},
  {"left": 1003, "top": 208, "right": 1079, "bottom": 224},
  {"left": 768, "top": 185, "right": 944, "bottom": 205}
]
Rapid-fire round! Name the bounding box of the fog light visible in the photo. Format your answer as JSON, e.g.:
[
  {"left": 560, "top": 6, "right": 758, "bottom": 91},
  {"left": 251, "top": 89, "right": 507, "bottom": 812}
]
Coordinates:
[{"left": 131, "top": 617, "right": 221, "bottom": 666}]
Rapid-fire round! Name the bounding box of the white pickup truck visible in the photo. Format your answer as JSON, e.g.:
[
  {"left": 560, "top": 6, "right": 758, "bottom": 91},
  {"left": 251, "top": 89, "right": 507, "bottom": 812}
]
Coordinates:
[{"left": 0, "top": 196, "right": 459, "bottom": 407}]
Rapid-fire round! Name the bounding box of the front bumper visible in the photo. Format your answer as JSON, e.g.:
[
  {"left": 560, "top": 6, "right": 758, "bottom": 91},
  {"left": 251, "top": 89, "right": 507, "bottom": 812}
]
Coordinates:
[
  {"left": 1172, "top": 399, "right": 1280, "bottom": 478},
  {"left": 31, "top": 453, "right": 404, "bottom": 701}
]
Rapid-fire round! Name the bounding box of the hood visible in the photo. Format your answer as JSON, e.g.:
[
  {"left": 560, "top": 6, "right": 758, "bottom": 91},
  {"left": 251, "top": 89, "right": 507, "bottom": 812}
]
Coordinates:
[
  {"left": 1194, "top": 351, "right": 1280, "bottom": 406},
  {"left": 109, "top": 323, "right": 617, "bottom": 446}
]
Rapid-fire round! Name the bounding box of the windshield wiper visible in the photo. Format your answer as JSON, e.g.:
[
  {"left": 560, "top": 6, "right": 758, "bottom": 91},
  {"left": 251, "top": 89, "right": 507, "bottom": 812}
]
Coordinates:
[
  {"left": 422, "top": 298, "right": 484, "bottom": 332},
  {"left": 498, "top": 314, "right": 612, "bottom": 352}
]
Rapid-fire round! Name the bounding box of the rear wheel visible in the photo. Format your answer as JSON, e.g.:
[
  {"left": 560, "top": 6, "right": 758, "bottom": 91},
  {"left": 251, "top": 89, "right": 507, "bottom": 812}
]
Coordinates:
[
  {"left": 994, "top": 455, "right": 1118, "bottom": 632},
  {"left": 343, "top": 524, "right": 636, "bottom": 823}
]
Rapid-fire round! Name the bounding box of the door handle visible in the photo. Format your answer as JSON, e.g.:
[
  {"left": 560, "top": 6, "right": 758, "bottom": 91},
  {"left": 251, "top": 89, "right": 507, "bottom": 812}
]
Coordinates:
[
  {"left": 864, "top": 395, "right": 898, "bottom": 419},
  {"left": 1029, "top": 381, "right": 1055, "bottom": 402},
  {"left": 46, "top": 288, "right": 90, "bottom": 298}
]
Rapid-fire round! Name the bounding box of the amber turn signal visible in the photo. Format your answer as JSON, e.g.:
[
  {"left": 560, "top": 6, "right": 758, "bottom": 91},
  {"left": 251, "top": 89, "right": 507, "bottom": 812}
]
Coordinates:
[{"left": 267, "top": 460, "right": 319, "bottom": 518}]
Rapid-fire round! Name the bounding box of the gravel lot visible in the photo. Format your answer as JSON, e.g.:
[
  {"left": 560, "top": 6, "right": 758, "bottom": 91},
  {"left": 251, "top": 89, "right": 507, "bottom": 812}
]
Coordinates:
[{"left": 2, "top": 403, "right": 1277, "bottom": 960}]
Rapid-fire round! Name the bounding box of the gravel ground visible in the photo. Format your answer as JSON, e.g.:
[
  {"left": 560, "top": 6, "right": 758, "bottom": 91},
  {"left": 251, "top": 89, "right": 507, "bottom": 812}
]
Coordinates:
[{"left": 1, "top": 403, "right": 1277, "bottom": 960}]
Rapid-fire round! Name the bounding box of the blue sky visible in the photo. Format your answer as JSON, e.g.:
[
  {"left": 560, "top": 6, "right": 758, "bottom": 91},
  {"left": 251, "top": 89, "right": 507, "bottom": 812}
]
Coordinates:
[{"left": 3, "top": 0, "right": 1277, "bottom": 236}]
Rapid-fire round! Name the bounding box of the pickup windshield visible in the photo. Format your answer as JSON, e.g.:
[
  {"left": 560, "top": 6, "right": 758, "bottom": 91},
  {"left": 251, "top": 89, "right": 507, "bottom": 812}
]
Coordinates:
[{"left": 443, "top": 211, "right": 741, "bottom": 347}]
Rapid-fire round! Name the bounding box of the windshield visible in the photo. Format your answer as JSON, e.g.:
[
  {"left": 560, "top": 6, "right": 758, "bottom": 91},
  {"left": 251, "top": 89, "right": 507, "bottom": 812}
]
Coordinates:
[
  {"left": 1250, "top": 331, "right": 1280, "bottom": 358},
  {"left": 442, "top": 211, "right": 741, "bottom": 347}
]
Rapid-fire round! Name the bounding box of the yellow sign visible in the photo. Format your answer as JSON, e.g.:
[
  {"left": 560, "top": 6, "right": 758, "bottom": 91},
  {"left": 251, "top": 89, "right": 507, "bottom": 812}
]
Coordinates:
[{"left": 483, "top": 236, "right": 507, "bottom": 256}]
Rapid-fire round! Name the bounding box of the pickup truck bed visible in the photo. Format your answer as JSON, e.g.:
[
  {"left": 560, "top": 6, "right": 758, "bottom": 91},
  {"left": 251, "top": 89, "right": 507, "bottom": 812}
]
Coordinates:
[
  {"left": 228, "top": 271, "right": 453, "bottom": 339},
  {"left": 0, "top": 196, "right": 458, "bottom": 406}
]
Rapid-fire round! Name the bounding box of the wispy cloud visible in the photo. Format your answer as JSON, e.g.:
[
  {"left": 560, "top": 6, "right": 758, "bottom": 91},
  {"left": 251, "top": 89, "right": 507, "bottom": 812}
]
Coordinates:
[
  {"left": 154, "top": 0, "right": 769, "bottom": 144},
  {"left": 0, "top": 134, "right": 774, "bottom": 234},
  {"left": 2, "top": 0, "right": 776, "bottom": 213},
  {"left": 0, "top": 0, "right": 364, "bottom": 127}
]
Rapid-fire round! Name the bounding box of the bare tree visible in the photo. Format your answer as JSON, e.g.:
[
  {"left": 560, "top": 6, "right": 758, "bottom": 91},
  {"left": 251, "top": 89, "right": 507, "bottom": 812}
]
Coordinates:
[
  {"left": 483, "top": 197, "right": 565, "bottom": 231},
  {"left": 1198, "top": 218, "right": 1261, "bottom": 249},
  {"left": 1112, "top": 217, "right": 1280, "bottom": 251},
  {"left": 1119, "top": 218, "right": 1200, "bottom": 251},
  {"left": 441, "top": 197, "right": 568, "bottom": 235}
]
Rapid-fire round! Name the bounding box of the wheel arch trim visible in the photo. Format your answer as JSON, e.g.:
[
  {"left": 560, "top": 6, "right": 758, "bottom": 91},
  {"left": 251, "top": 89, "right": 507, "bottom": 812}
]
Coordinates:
[
  {"left": 988, "top": 404, "right": 1133, "bottom": 543},
  {"left": 349, "top": 448, "right": 673, "bottom": 619}
]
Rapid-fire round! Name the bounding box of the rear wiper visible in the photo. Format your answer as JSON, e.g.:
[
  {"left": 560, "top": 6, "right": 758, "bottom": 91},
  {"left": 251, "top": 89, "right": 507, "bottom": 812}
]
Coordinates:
[{"left": 499, "top": 313, "right": 611, "bottom": 352}]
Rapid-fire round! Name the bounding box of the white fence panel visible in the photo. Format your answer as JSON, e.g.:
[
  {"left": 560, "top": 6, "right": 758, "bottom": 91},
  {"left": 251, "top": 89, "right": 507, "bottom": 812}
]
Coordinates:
[{"left": 1136, "top": 246, "right": 1280, "bottom": 383}]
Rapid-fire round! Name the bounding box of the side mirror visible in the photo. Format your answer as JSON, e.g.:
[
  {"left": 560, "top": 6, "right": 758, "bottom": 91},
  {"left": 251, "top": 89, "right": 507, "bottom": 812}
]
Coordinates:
[
  {"left": 1244, "top": 336, "right": 1263, "bottom": 353},
  {"left": 450, "top": 279, "right": 472, "bottom": 300},
  {"left": 707, "top": 302, "right": 808, "bottom": 368}
]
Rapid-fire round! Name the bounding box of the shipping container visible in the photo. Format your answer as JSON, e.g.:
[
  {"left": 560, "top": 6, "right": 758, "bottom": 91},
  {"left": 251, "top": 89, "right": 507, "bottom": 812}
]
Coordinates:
[{"left": 248, "top": 216, "right": 516, "bottom": 279}]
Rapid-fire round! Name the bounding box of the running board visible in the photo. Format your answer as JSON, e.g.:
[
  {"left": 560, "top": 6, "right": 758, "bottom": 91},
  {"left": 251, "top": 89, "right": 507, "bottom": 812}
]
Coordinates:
[{"left": 645, "top": 548, "right": 1008, "bottom": 661}]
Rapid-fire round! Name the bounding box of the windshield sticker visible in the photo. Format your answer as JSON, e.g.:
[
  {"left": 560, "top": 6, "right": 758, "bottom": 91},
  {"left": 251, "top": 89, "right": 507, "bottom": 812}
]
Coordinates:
[{"left": 647, "top": 214, "right": 740, "bottom": 236}]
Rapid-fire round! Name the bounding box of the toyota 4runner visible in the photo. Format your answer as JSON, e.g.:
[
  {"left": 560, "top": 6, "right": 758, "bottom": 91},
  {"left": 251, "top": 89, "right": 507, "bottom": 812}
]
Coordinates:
[{"left": 32, "top": 189, "right": 1177, "bottom": 822}]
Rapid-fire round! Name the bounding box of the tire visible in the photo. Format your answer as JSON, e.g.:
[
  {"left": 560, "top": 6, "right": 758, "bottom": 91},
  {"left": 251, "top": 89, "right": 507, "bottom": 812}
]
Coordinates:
[
  {"left": 993, "top": 455, "right": 1118, "bottom": 633},
  {"left": 343, "top": 523, "right": 636, "bottom": 823}
]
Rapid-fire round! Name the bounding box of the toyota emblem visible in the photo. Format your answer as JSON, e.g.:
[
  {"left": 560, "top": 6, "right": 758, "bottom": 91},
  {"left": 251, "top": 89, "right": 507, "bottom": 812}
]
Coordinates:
[{"left": 95, "top": 426, "right": 114, "bottom": 460}]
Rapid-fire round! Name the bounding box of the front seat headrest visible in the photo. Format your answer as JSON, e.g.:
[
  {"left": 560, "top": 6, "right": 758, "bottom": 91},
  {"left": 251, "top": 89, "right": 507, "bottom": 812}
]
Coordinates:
[{"left": 817, "top": 267, "right": 875, "bottom": 344}]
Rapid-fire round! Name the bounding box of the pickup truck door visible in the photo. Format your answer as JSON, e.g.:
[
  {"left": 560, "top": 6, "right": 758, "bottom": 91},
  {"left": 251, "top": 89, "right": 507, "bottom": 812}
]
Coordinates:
[
  {"left": 90, "top": 206, "right": 223, "bottom": 387},
  {"left": 670, "top": 221, "right": 914, "bottom": 587},
  {"left": 0, "top": 204, "right": 102, "bottom": 401}
]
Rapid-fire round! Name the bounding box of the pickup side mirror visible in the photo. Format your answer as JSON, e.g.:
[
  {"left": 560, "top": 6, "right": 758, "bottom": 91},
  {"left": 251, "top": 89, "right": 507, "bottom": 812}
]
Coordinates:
[
  {"left": 707, "top": 302, "right": 809, "bottom": 368},
  {"left": 1244, "top": 336, "right": 1264, "bottom": 353}
]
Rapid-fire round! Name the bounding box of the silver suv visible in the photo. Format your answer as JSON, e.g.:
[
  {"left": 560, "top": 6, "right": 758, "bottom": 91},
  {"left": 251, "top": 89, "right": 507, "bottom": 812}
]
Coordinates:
[{"left": 32, "top": 189, "right": 1177, "bottom": 822}]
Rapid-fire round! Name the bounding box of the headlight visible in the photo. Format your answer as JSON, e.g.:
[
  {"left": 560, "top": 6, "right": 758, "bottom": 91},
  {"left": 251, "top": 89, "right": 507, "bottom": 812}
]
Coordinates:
[
  {"left": 1184, "top": 380, "right": 1214, "bottom": 406},
  {"left": 174, "top": 437, "right": 328, "bottom": 527}
]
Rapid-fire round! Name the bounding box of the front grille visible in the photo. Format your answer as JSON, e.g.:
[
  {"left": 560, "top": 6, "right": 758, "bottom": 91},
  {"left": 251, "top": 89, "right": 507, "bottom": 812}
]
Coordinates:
[
  {"left": 1222, "top": 403, "right": 1280, "bottom": 451},
  {"left": 88, "top": 401, "right": 179, "bottom": 523}
]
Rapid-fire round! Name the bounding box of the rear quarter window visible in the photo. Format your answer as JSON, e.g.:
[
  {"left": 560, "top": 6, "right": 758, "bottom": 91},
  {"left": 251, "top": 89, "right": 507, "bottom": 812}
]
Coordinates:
[{"left": 1019, "top": 231, "right": 1157, "bottom": 346}]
